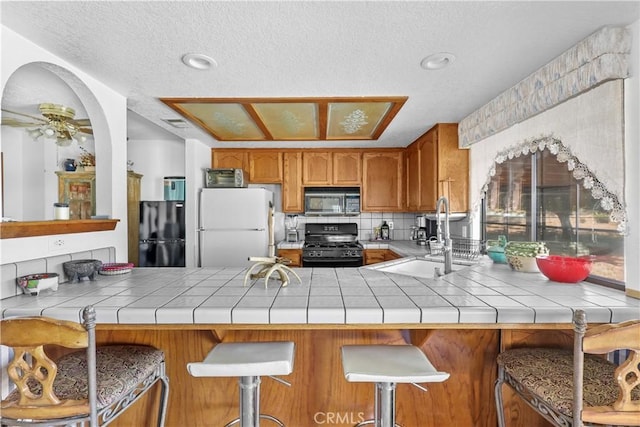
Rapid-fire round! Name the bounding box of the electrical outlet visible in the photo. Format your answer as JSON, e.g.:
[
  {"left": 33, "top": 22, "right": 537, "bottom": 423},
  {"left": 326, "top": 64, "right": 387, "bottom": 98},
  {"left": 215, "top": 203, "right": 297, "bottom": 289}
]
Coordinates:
[
  {"left": 49, "top": 237, "right": 66, "bottom": 251},
  {"left": 388, "top": 221, "right": 394, "bottom": 230}
]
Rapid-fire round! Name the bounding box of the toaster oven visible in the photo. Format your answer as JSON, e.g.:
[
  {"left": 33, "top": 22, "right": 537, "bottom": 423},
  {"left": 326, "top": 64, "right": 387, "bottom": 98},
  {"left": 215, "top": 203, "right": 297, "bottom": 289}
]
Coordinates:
[{"left": 204, "top": 168, "right": 248, "bottom": 188}]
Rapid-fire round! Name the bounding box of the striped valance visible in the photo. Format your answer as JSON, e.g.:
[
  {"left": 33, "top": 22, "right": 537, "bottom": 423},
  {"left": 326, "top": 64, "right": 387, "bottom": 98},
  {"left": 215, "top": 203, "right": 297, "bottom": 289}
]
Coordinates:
[{"left": 459, "top": 26, "right": 631, "bottom": 147}]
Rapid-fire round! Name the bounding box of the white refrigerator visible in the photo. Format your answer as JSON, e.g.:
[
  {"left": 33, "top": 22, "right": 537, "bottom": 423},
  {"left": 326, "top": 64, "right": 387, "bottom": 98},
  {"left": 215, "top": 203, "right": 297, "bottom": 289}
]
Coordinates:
[{"left": 198, "top": 188, "right": 273, "bottom": 267}]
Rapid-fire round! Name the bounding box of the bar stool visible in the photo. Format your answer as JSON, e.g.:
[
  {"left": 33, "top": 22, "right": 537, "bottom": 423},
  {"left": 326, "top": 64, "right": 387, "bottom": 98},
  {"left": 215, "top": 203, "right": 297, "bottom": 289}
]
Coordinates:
[
  {"left": 341, "top": 345, "right": 450, "bottom": 427},
  {"left": 187, "top": 341, "right": 295, "bottom": 427}
]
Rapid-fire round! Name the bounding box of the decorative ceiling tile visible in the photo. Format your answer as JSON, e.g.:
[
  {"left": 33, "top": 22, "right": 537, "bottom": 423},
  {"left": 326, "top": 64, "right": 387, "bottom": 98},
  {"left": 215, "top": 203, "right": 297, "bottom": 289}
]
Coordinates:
[
  {"left": 160, "top": 97, "right": 407, "bottom": 141},
  {"left": 327, "top": 101, "right": 394, "bottom": 140},
  {"left": 252, "top": 102, "right": 318, "bottom": 140}
]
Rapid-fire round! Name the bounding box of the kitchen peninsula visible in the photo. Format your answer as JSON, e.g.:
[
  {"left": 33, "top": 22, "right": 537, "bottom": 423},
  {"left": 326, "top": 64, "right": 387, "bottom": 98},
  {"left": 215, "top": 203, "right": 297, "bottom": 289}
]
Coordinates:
[{"left": 2, "top": 259, "right": 638, "bottom": 427}]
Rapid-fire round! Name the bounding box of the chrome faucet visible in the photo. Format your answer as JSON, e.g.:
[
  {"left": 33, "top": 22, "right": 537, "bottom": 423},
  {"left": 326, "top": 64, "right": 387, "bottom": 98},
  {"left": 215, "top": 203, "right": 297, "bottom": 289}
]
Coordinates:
[{"left": 435, "top": 196, "right": 453, "bottom": 275}]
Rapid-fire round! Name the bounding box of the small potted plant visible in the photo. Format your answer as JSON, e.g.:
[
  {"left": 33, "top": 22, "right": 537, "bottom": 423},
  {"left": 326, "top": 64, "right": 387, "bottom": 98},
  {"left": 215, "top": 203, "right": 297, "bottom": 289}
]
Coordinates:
[{"left": 78, "top": 146, "right": 96, "bottom": 171}]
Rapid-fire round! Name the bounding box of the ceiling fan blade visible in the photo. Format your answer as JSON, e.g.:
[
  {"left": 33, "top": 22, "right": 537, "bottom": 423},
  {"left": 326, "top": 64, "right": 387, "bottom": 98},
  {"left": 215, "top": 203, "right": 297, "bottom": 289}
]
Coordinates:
[
  {"left": 78, "top": 127, "right": 93, "bottom": 135},
  {"left": 1, "top": 118, "right": 42, "bottom": 127},
  {"left": 70, "top": 118, "right": 91, "bottom": 126},
  {"left": 1, "top": 108, "right": 48, "bottom": 124}
]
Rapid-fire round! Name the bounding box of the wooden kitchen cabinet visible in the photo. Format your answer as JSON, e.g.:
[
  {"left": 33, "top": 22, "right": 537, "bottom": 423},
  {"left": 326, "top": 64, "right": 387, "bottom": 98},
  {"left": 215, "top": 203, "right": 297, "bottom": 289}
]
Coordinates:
[
  {"left": 362, "top": 150, "right": 404, "bottom": 211},
  {"left": 333, "top": 151, "right": 361, "bottom": 185},
  {"left": 417, "top": 123, "right": 469, "bottom": 213},
  {"left": 211, "top": 150, "right": 248, "bottom": 171},
  {"left": 363, "top": 249, "right": 402, "bottom": 265},
  {"left": 277, "top": 249, "right": 302, "bottom": 267},
  {"left": 127, "top": 171, "right": 142, "bottom": 266},
  {"left": 56, "top": 171, "right": 96, "bottom": 220},
  {"left": 212, "top": 149, "right": 283, "bottom": 183},
  {"left": 282, "top": 152, "right": 304, "bottom": 213},
  {"left": 405, "top": 142, "right": 420, "bottom": 211},
  {"left": 248, "top": 151, "right": 283, "bottom": 183},
  {"left": 302, "top": 151, "right": 332, "bottom": 185}
]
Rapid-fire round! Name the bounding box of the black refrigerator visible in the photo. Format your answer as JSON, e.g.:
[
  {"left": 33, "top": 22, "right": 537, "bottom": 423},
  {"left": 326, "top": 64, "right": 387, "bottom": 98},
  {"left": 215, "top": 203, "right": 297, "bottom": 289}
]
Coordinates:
[{"left": 139, "top": 201, "right": 186, "bottom": 267}]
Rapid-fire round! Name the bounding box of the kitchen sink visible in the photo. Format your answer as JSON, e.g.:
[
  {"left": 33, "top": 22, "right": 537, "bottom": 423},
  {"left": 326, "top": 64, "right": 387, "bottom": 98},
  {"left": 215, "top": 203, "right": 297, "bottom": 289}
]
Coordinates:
[{"left": 366, "top": 257, "right": 472, "bottom": 279}]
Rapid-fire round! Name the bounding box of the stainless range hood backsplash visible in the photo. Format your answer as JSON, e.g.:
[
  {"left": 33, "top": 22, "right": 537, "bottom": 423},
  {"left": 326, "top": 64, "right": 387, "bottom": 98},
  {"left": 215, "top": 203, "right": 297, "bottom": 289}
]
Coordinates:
[{"left": 288, "top": 212, "right": 471, "bottom": 242}]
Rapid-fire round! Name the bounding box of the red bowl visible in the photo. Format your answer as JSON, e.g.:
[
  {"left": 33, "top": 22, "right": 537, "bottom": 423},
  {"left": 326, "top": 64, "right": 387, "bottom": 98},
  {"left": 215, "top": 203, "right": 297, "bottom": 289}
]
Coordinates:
[{"left": 535, "top": 255, "right": 593, "bottom": 283}]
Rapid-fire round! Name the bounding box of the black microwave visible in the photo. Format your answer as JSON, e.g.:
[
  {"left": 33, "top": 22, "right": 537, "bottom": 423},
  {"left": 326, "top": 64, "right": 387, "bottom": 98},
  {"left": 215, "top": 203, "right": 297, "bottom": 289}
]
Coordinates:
[{"left": 304, "top": 187, "right": 360, "bottom": 216}]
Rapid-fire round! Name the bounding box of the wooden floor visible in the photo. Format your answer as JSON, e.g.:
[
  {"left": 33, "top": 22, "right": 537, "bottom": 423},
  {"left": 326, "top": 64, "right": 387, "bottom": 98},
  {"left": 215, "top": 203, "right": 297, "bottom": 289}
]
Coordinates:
[{"left": 95, "top": 327, "right": 569, "bottom": 427}]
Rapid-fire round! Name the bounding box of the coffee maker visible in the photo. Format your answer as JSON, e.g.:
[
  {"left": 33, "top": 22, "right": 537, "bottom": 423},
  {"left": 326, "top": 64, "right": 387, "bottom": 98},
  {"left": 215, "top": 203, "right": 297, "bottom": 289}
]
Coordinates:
[
  {"left": 415, "top": 215, "right": 428, "bottom": 245},
  {"left": 285, "top": 215, "right": 299, "bottom": 242}
]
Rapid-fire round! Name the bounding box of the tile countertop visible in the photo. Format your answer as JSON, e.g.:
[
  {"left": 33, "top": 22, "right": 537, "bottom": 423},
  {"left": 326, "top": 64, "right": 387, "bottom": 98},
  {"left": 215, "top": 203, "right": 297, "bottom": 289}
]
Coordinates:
[
  {"left": 1, "top": 258, "right": 637, "bottom": 326},
  {"left": 278, "top": 239, "right": 450, "bottom": 256},
  {"left": 277, "top": 239, "right": 433, "bottom": 254}
]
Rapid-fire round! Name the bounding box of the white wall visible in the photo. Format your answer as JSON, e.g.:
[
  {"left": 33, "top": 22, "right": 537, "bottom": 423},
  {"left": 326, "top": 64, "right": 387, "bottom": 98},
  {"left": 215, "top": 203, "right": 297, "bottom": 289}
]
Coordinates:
[
  {"left": 185, "top": 138, "right": 212, "bottom": 267},
  {"left": 624, "top": 19, "right": 639, "bottom": 294},
  {"left": 1, "top": 26, "right": 128, "bottom": 264},
  {"left": 127, "top": 138, "right": 185, "bottom": 201}
]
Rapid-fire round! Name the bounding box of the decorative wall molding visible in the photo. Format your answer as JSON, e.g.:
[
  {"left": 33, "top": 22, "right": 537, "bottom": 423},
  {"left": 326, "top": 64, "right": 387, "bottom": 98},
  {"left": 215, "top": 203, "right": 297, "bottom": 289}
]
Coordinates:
[
  {"left": 459, "top": 26, "right": 631, "bottom": 147},
  {"left": 474, "top": 135, "right": 627, "bottom": 234}
]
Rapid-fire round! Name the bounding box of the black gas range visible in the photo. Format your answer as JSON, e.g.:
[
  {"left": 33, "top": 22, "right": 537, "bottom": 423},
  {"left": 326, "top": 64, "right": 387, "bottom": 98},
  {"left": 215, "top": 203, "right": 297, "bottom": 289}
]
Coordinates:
[{"left": 302, "top": 223, "right": 363, "bottom": 268}]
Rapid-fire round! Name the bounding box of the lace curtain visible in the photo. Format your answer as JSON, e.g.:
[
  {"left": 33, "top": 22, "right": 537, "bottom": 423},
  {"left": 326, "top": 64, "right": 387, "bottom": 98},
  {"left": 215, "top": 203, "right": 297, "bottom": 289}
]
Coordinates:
[
  {"left": 469, "top": 80, "right": 626, "bottom": 233},
  {"left": 478, "top": 135, "right": 627, "bottom": 233}
]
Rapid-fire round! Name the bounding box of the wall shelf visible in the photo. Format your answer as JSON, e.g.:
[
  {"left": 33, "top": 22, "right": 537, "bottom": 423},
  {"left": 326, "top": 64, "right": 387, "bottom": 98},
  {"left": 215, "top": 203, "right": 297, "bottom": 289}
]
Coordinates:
[{"left": 0, "top": 219, "right": 119, "bottom": 239}]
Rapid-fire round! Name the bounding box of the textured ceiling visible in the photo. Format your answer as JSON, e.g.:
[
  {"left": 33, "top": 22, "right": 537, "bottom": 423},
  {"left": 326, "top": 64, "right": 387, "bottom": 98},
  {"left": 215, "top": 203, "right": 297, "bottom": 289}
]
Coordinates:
[{"left": 2, "top": 1, "right": 639, "bottom": 147}]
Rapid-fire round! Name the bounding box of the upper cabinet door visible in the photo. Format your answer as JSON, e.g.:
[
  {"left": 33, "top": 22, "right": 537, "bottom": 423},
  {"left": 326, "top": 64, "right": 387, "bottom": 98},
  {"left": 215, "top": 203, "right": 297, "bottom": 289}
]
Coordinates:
[
  {"left": 417, "top": 123, "right": 468, "bottom": 213},
  {"left": 302, "top": 152, "right": 332, "bottom": 185},
  {"left": 418, "top": 128, "right": 438, "bottom": 211},
  {"left": 405, "top": 143, "right": 420, "bottom": 211},
  {"left": 212, "top": 150, "right": 248, "bottom": 171},
  {"left": 362, "top": 150, "right": 404, "bottom": 212},
  {"left": 249, "top": 151, "right": 283, "bottom": 183},
  {"left": 435, "top": 124, "right": 469, "bottom": 213},
  {"left": 282, "top": 152, "right": 304, "bottom": 213},
  {"left": 333, "top": 151, "right": 362, "bottom": 185}
]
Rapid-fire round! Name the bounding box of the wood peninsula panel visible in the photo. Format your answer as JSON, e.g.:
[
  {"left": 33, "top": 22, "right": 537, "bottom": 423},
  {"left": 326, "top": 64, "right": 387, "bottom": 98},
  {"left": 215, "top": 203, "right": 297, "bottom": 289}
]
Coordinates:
[{"left": 96, "top": 326, "right": 502, "bottom": 427}]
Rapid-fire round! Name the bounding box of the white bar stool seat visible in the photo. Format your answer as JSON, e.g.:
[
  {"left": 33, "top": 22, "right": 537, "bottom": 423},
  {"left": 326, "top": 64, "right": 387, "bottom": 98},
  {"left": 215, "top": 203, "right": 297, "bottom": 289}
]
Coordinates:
[
  {"left": 188, "top": 341, "right": 295, "bottom": 427},
  {"left": 341, "top": 345, "right": 450, "bottom": 427}
]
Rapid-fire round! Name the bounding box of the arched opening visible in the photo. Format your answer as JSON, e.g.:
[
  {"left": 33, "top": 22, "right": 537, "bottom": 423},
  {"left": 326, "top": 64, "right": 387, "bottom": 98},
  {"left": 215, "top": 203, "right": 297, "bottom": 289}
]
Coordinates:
[{"left": 1, "top": 61, "right": 112, "bottom": 222}]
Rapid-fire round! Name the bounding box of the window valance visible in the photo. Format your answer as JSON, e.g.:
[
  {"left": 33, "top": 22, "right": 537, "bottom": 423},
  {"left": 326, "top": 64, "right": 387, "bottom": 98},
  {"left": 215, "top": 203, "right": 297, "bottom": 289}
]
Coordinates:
[{"left": 459, "top": 26, "right": 631, "bottom": 147}]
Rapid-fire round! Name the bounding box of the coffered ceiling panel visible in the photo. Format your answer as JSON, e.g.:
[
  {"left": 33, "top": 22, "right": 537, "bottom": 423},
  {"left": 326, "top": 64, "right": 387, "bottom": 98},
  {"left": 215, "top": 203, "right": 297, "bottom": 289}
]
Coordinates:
[{"left": 160, "top": 97, "right": 407, "bottom": 142}]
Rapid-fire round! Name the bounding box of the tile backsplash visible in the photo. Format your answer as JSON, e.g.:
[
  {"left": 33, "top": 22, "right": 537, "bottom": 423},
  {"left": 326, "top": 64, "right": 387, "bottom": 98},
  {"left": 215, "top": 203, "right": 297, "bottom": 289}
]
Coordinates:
[{"left": 283, "top": 212, "right": 471, "bottom": 242}]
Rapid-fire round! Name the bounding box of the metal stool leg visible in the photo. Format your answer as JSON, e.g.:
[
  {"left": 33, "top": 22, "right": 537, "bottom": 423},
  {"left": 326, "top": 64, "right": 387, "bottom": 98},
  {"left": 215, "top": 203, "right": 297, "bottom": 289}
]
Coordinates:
[
  {"left": 241, "top": 376, "right": 260, "bottom": 427},
  {"left": 354, "top": 382, "right": 400, "bottom": 427},
  {"left": 223, "top": 376, "right": 287, "bottom": 427},
  {"left": 377, "top": 382, "right": 396, "bottom": 427},
  {"left": 224, "top": 376, "right": 260, "bottom": 427}
]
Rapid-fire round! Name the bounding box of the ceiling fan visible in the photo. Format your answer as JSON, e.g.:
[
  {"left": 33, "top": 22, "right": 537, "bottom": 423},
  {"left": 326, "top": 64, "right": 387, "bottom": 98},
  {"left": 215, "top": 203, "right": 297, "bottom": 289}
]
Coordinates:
[{"left": 1, "top": 103, "right": 93, "bottom": 146}]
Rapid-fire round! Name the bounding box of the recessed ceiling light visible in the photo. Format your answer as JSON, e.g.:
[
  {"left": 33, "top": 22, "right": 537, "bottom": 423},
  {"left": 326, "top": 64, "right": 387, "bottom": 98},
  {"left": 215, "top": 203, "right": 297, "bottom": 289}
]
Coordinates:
[
  {"left": 420, "top": 52, "right": 456, "bottom": 70},
  {"left": 181, "top": 53, "right": 217, "bottom": 70}
]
